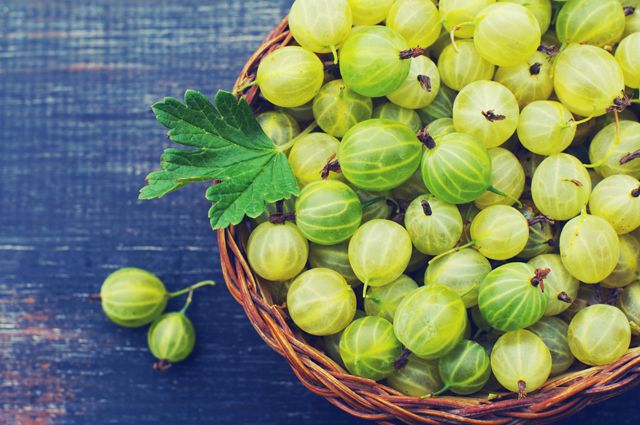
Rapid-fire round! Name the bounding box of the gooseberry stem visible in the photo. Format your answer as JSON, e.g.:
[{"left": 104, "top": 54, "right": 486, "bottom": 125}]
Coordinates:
[
  {"left": 488, "top": 185, "right": 523, "bottom": 208},
  {"left": 180, "top": 287, "right": 195, "bottom": 314},
  {"left": 433, "top": 385, "right": 450, "bottom": 396},
  {"left": 330, "top": 45, "right": 339, "bottom": 65},
  {"left": 429, "top": 240, "right": 477, "bottom": 265},
  {"left": 169, "top": 280, "right": 216, "bottom": 299},
  {"left": 449, "top": 22, "right": 475, "bottom": 53},
  {"left": 234, "top": 80, "right": 258, "bottom": 95},
  {"left": 565, "top": 115, "right": 593, "bottom": 128},
  {"left": 277, "top": 120, "right": 318, "bottom": 152},
  {"left": 361, "top": 196, "right": 388, "bottom": 209}
]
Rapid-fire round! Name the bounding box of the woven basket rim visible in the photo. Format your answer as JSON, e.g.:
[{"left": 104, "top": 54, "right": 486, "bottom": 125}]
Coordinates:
[{"left": 219, "top": 16, "right": 640, "bottom": 425}]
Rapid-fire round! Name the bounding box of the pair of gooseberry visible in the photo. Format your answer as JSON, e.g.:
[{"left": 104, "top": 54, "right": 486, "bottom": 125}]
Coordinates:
[{"left": 98, "top": 267, "right": 215, "bottom": 371}]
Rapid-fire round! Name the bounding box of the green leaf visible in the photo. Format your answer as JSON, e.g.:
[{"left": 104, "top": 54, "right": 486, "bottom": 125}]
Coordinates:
[{"left": 140, "top": 90, "right": 300, "bottom": 229}]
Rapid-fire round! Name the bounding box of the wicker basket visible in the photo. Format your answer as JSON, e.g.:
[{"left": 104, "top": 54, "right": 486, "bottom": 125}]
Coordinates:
[{"left": 222, "top": 16, "right": 640, "bottom": 424}]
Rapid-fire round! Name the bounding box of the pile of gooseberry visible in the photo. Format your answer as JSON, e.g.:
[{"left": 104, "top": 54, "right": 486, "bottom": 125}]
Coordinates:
[{"left": 246, "top": 0, "right": 640, "bottom": 398}]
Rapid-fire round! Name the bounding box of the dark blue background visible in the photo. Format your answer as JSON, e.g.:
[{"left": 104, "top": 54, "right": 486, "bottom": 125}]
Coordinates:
[{"left": 0, "top": 1, "right": 637, "bottom": 423}]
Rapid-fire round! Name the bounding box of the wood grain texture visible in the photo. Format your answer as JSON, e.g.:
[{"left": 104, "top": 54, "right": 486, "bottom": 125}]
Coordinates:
[{"left": 0, "top": 1, "right": 637, "bottom": 424}]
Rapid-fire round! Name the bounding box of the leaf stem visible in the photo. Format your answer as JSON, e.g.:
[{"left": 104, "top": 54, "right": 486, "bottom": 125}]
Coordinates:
[{"left": 169, "top": 280, "right": 216, "bottom": 299}]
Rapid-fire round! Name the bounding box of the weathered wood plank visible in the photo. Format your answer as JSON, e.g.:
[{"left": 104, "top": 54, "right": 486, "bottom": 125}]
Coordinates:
[{"left": 0, "top": 1, "right": 637, "bottom": 424}]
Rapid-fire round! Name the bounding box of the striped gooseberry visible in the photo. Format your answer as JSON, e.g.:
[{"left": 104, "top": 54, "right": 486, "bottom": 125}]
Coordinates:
[
  {"left": 386, "top": 0, "right": 441, "bottom": 49},
  {"left": 339, "top": 316, "right": 404, "bottom": 380},
  {"left": 339, "top": 26, "right": 415, "bottom": 97},
  {"left": 373, "top": 103, "right": 422, "bottom": 132},
  {"left": 588, "top": 120, "right": 640, "bottom": 179},
  {"left": 531, "top": 153, "right": 592, "bottom": 221},
  {"left": 309, "top": 241, "right": 359, "bottom": 286},
  {"left": 100, "top": 268, "right": 169, "bottom": 328},
  {"left": 589, "top": 175, "right": 640, "bottom": 235},
  {"left": 437, "top": 40, "right": 495, "bottom": 92},
  {"left": 404, "top": 194, "right": 463, "bottom": 256},
  {"left": 491, "top": 329, "right": 552, "bottom": 397},
  {"left": 288, "top": 0, "right": 352, "bottom": 57},
  {"left": 295, "top": 180, "right": 363, "bottom": 245},
  {"left": 437, "top": 340, "right": 491, "bottom": 395},
  {"left": 348, "top": 219, "right": 413, "bottom": 289},
  {"left": 473, "top": 3, "right": 541, "bottom": 67},
  {"left": 255, "top": 46, "right": 324, "bottom": 108},
  {"left": 568, "top": 304, "right": 631, "bottom": 366},
  {"left": 528, "top": 317, "right": 575, "bottom": 375},
  {"left": 394, "top": 285, "right": 468, "bottom": 359},
  {"left": 256, "top": 111, "right": 300, "bottom": 150},
  {"left": 339, "top": 119, "right": 422, "bottom": 191},
  {"left": 528, "top": 254, "right": 579, "bottom": 316},
  {"left": 494, "top": 51, "right": 554, "bottom": 108},
  {"left": 601, "top": 234, "right": 640, "bottom": 288},
  {"left": 364, "top": 275, "right": 419, "bottom": 323},
  {"left": 246, "top": 222, "right": 309, "bottom": 282},
  {"left": 452, "top": 80, "right": 520, "bottom": 149},
  {"left": 475, "top": 148, "right": 525, "bottom": 209},
  {"left": 387, "top": 354, "right": 442, "bottom": 397},
  {"left": 288, "top": 133, "right": 343, "bottom": 187},
  {"left": 387, "top": 56, "right": 441, "bottom": 110},
  {"left": 469, "top": 205, "right": 529, "bottom": 260},
  {"left": 287, "top": 268, "right": 357, "bottom": 336},
  {"left": 559, "top": 212, "right": 620, "bottom": 284},
  {"left": 553, "top": 44, "right": 625, "bottom": 117},
  {"left": 478, "top": 262, "right": 549, "bottom": 331},
  {"left": 619, "top": 282, "right": 640, "bottom": 335},
  {"left": 312, "top": 80, "right": 373, "bottom": 138},
  {"left": 425, "top": 248, "right": 492, "bottom": 308},
  {"left": 420, "top": 132, "right": 493, "bottom": 204},
  {"left": 556, "top": 0, "right": 625, "bottom": 47}
]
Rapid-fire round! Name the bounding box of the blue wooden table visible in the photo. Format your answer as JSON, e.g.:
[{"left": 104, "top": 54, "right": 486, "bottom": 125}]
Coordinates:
[{"left": 0, "top": 1, "right": 637, "bottom": 424}]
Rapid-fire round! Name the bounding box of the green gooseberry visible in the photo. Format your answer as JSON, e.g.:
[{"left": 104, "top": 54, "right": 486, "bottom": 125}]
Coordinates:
[
  {"left": 148, "top": 306, "right": 196, "bottom": 371},
  {"left": 568, "top": 304, "right": 631, "bottom": 366},
  {"left": 355, "top": 188, "right": 394, "bottom": 223},
  {"left": 437, "top": 340, "right": 491, "bottom": 395},
  {"left": 323, "top": 310, "right": 366, "bottom": 368},
  {"left": 404, "top": 194, "right": 464, "bottom": 256},
  {"left": 517, "top": 201, "right": 557, "bottom": 260},
  {"left": 309, "top": 241, "right": 359, "bottom": 286},
  {"left": 478, "top": 263, "right": 549, "bottom": 331},
  {"left": 287, "top": 268, "right": 357, "bottom": 336},
  {"left": 348, "top": 219, "right": 413, "bottom": 289},
  {"left": 528, "top": 254, "right": 579, "bottom": 316},
  {"left": 619, "top": 282, "right": 640, "bottom": 335},
  {"left": 373, "top": 102, "right": 423, "bottom": 132},
  {"left": 256, "top": 110, "right": 300, "bottom": 150},
  {"left": 364, "top": 275, "right": 419, "bottom": 322},
  {"left": 295, "top": 180, "right": 363, "bottom": 245},
  {"left": 420, "top": 132, "right": 493, "bottom": 204},
  {"left": 387, "top": 354, "right": 442, "bottom": 397},
  {"left": 339, "top": 119, "right": 423, "bottom": 191},
  {"left": 100, "top": 268, "right": 169, "bottom": 328},
  {"left": 491, "top": 329, "right": 552, "bottom": 397},
  {"left": 528, "top": 317, "right": 575, "bottom": 375},
  {"left": 339, "top": 316, "right": 404, "bottom": 381},
  {"left": 313, "top": 79, "right": 373, "bottom": 138},
  {"left": 425, "top": 248, "right": 492, "bottom": 308},
  {"left": 394, "top": 285, "right": 467, "bottom": 359}
]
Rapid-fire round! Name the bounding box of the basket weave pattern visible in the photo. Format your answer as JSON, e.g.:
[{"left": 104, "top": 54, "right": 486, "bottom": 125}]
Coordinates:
[{"left": 220, "top": 17, "right": 640, "bottom": 424}]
